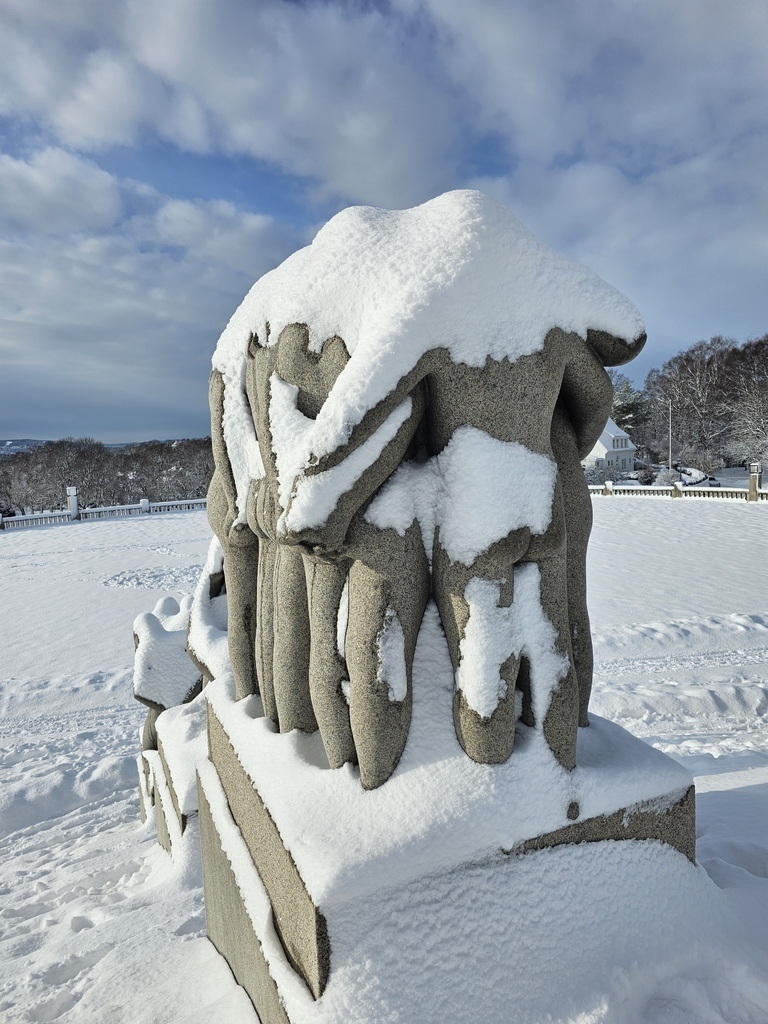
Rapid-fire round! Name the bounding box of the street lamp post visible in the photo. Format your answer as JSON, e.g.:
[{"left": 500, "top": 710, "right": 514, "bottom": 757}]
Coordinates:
[{"left": 668, "top": 398, "right": 672, "bottom": 473}]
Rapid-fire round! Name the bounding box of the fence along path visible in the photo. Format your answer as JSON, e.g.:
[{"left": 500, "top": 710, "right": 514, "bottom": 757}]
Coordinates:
[
  {"left": 589, "top": 482, "right": 768, "bottom": 500},
  {"left": 0, "top": 498, "right": 207, "bottom": 531}
]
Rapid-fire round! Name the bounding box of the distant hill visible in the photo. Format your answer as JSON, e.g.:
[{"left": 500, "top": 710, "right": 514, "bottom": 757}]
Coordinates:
[
  {"left": 0, "top": 438, "right": 195, "bottom": 458},
  {"left": 0, "top": 438, "right": 48, "bottom": 457}
]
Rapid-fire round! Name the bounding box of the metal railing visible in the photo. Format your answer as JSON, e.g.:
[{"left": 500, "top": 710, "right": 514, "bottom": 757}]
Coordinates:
[{"left": 1, "top": 498, "right": 207, "bottom": 531}]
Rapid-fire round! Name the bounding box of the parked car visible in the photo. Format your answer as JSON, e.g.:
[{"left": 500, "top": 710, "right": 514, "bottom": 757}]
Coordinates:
[{"left": 707, "top": 477, "right": 721, "bottom": 487}]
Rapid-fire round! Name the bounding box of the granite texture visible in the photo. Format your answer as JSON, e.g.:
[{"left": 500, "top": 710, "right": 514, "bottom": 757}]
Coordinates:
[
  {"left": 208, "top": 369, "right": 260, "bottom": 701},
  {"left": 225, "top": 321, "right": 643, "bottom": 783},
  {"left": 207, "top": 701, "right": 330, "bottom": 998},
  {"left": 245, "top": 326, "right": 429, "bottom": 789},
  {"left": 198, "top": 773, "right": 293, "bottom": 1024},
  {"left": 157, "top": 735, "right": 187, "bottom": 836}
]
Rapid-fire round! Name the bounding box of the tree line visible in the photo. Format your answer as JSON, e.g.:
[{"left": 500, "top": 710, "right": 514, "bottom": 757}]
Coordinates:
[
  {"left": 0, "top": 437, "right": 213, "bottom": 516},
  {"left": 609, "top": 334, "right": 768, "bottom": 473}
]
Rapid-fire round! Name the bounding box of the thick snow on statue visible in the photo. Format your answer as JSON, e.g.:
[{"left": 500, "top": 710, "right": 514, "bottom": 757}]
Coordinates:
[{"left": 205, "top": 188, "right": 647, "bottom": 788}]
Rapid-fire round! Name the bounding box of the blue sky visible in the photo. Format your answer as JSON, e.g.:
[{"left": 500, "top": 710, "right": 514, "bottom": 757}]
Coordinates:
[{"left": 1, "top": 0, "right": 767, "bottom": 441}]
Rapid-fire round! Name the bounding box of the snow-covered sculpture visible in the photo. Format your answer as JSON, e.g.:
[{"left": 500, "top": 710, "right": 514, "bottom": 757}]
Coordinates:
[
  {"left": 170, "top": 192, "right": 702, "bottom": 1024},
  {"left": 210, "top": 190, "right": 646, "bottom": 789}
]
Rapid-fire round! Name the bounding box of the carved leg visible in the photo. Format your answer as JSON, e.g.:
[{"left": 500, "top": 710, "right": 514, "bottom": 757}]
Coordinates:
[
  {"left": 255, "top": 537, "right": 278, "bottom": 721},
  {"left": 272, "top": 543, "right": 317, "bottom": 734},
  {"left": 224, "top": 529, "right": 260, "bottom": 701},
  {"left": 432, "top": 539, "right": 519, "bottom": 765},
  {"left": 345, "top": 520, "right": 430, "bottom": 789},
  {"left": 302, "top": 552, "right": 356, "bottom": 769},
  {"left": 538, "top": 552, "right": 579, "bottom": 772},
  {"left": 141, "top": 707, "right": 160, "bottom": 751},
  {"left": 551, "top": 401, "right": 594, "bottom": 726}
]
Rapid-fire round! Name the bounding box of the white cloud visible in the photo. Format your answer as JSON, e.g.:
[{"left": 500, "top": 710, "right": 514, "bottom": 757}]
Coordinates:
[
  {"left": 121, "top": 0, "right": 460, "bottom": 203},
  {"left": 52, "top": 50, "right": 163, "bottom": 149},
  {"left": 0, "top": 0, "right": 461, "bottom": 207},
  {"left": 0, "top": 0, "right": 767, "bottom": 430},
  {"left": 0, "top": 1, "right": 120, "bottom": 117},
  {"left": 0, "top": 150, "right": 304, "bottom": 439},
  {"left": 2, "top": 0, "right": 767, "bottom": 210},
  {"left": 0, "top": 148, "right": 122, "bottom": 234},
  {"left": 406, "top": 0, "right": 768, "bottom": 172},
  {"left": 3, "top": 0, "right": 767, "bottom": 214},
  {"left": 151, "top": 198, "right": 284, "bottom": 273}
]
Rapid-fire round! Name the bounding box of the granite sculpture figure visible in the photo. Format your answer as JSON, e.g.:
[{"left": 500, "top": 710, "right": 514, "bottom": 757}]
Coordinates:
[
  {"left": 245, "top": 325, "right": 430, "bottom": 788},
  {"left": 206, "top": 369, "right": 260, "bottom": 702},
  {"left": 128, "top": 191, "right": 703, "bottom": 1024},
  {"left": 207, "top": 189, "right": 646, "bottom": 789}
]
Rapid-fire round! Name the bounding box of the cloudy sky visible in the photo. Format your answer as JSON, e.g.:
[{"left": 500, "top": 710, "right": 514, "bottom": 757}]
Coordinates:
[{"left": 1, "top": 0, "right": 766, "bottom": 441}]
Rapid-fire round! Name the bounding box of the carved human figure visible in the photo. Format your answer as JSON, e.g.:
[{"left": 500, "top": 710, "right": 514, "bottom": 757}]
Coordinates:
[
  {"left": 256, "top": 327, "right": 644, "bottom": 777},
  {"left": 245, "top": 324, "right": 430, "bottom": 789},
  {"left": 207, "top": 189, "right": 646, "bottom": 789}
]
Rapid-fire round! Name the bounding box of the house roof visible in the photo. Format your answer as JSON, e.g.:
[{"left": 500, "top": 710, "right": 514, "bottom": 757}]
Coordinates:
[
  {"left": 601, "top": 417, "right": 631, "bottom": 441},
  {"left": 583, "top": 417, "right": 636, "bottom": 465}
]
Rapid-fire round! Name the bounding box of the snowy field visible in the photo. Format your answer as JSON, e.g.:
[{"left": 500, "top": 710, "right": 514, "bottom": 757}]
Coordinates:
[{"left": 1, "top": 500, "right": 768, "bottom": 1023}]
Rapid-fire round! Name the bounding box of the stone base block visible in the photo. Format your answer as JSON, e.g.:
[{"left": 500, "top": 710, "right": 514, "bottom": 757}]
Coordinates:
[
  {"left": 200, "top": 674, "right": 696, "bottom": 1023},
  {"left": 157, "top": 735, "right": 188, "bottom": 836},
  {"left": 197, "top": 748, "right": 698, "bottom": 1024},
  {"left": 141, "top": 748, "right": 185, "bottom": 853},
  {"left": 138, "top": 704, "right": 204, "bottom": 851},
  {"left": 198, "top": 761, "right": 296, "bottom": 1024},
  {"left": 137, "top": 753, "right": 152, "bottom": 823}
]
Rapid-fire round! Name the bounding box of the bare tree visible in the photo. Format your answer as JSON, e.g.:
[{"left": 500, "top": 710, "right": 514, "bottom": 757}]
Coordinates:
[
  {"left": 0, "top": 437, "right": 213, "bottom": 513},
  {"left": 723, "top": 335, "right": 768, "bottom": 464},
  {"left": 642, "top": 337, "right": 735, "bottom": 470}
]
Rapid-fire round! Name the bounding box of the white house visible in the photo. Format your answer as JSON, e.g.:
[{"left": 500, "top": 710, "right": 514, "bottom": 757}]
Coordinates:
[{"left": 582, "top": 417, "right": 636, "bottom": 474}]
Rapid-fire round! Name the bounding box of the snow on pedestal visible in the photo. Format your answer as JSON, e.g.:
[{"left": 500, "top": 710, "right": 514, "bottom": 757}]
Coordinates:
[
  {"left": 197, "top": 603, "right": 694, "bottom": 1024},
  {"left": 133, "top": 589, "right": 212, "bottom": 851}
]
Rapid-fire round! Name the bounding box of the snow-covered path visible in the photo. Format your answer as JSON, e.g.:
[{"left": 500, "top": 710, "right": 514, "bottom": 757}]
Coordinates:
[
  {"left": 0, "top": 514, "right": 252, "bottom": 1023},
  {"left": 1, "top": 501, "right": 767, "bottom": 1022}
]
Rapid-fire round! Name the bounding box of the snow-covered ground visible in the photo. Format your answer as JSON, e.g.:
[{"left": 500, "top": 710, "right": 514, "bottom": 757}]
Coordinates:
[{"left": 1, "top": 500, "right": 767, "bottom": 1023}]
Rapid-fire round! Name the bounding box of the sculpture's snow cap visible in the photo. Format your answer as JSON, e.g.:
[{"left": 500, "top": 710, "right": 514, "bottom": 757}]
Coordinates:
[{"left": 213, "top": 189, "right": 644, "bottom": 478}]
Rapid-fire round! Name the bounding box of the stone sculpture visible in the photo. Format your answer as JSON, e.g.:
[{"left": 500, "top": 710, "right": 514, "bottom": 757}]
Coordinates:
[
  {"left": 131, "top": 191, "right": 700, "bottom": 1024},
  {"left": 206, "top": 189, "right": 646, "bottom": 789},
  {"left": 245, "top": 325, "right": 430, "bottom": 788}
]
